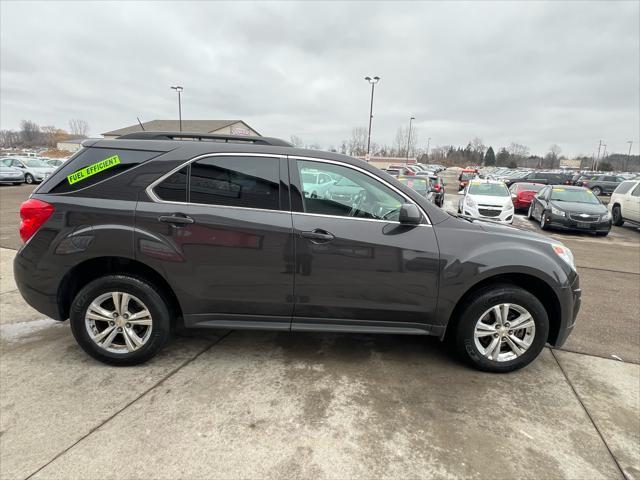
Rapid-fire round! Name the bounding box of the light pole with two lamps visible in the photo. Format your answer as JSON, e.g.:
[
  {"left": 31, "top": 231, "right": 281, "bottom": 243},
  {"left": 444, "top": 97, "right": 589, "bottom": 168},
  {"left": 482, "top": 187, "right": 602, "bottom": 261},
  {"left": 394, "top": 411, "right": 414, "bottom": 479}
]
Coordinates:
[{"left": 364, "top": 76, "right": 380, "bottom": 157}]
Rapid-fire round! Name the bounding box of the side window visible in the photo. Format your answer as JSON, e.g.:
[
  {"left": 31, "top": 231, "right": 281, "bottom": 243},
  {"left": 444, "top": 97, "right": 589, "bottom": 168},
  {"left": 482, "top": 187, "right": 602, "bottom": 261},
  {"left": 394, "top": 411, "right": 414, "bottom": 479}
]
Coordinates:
[
  {"left": 613, "top": 181, "right": 635, "bottom": 195},
  {"left": 189, "top": 156, "right": 280, "bottom": 210},
  {"left": 0, "top": 159, "right": 10, "bottom": 167},
  {"left": 632, "top": 184, "right": 640, "bottom": 197},
  {"left": 296, "top": 160, "right": 405, "bottom": 221},
  {"left": 155, "top": 166, "right": 188, "bottom": 202},
  {"left": 604, "top": 176, "right": 616, "bottom": 182}
]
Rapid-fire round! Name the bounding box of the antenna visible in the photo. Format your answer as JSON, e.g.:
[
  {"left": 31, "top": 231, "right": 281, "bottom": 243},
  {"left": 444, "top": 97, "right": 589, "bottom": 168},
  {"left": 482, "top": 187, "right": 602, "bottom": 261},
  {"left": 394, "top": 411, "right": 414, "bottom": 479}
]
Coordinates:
[{"left": 137, "top": 117, "right": 145, "bottom": 131}]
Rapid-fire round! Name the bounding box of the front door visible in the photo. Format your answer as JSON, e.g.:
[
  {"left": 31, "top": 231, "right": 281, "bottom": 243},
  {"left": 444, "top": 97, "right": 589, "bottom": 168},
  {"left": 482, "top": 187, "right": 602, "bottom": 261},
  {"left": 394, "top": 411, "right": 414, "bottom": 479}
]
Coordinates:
[
  {"left": 289, "top": 157, "right": 440, "bottom": 334},
  {"left": 135, "top": 154, "right": 294, "bottom": 330}
]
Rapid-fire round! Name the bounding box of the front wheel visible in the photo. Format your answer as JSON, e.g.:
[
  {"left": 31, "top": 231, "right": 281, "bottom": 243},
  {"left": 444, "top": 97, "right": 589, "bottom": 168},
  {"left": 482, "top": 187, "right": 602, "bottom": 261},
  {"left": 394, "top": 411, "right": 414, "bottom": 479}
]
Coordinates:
[
  {"left": 591, "top": 186, "right": 602, "bottom": 196},
  {"left": 69, "top": 275, "right": 172, "bottom": 365},
  {"left": 527, "top": 204, "right": 534, "bottom": 220},
  {"left": 540, "top": 211, "right": 550, "bottom": 230},
  {"left": 612, "top": 205, "right": 624, "bottom": 226},
  {"left": 24, "top": 173, "right": 34, "bottom": 184},
  {"left": 452, "top": 285, "right": 549, "bottom": 372}
]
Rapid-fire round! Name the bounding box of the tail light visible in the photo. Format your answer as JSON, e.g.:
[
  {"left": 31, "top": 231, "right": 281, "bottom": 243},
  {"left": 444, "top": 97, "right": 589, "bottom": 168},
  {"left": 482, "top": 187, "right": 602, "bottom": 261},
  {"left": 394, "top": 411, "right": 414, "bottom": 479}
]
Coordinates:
[
  {"left": 19, "top": 199, "right": 54, "bottom": 243},
  {"left": 582, "top": 181, "right": 588, "bottom": 186},
  {"left": 406, "top": 170, "right": 416, "bottom": 176},
  {"left": 434, "top": 184, "right": 441, "bottom": 192}
]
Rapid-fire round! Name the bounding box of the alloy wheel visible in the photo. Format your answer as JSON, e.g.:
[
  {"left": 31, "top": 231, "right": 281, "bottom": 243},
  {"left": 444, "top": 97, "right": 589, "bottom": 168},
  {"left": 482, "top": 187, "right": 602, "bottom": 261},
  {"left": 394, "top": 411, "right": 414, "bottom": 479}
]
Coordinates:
[
  {"left": 473, "top": 303, "right": 536, "bottom": 362},
  {"left": 85, "top": 292, "right": 153, "bottom": 354}
]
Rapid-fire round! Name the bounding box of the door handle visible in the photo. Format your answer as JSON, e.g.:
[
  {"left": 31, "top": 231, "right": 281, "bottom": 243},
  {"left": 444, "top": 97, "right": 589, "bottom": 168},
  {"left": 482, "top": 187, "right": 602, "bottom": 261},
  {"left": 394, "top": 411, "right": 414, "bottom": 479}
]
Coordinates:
[
  {"left": 158, "top": 214, "right": 195, "bottom": 226},
  {"left": 300, "top": 229, "right": 334, "bottom": 243}
]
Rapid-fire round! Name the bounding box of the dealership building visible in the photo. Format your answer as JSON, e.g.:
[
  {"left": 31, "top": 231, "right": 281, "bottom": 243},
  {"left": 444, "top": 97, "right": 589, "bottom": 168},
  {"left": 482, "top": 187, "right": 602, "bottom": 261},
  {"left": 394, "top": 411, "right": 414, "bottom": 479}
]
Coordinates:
[{"left": 102, "top": 119, "right": 261, "bottom": 139}]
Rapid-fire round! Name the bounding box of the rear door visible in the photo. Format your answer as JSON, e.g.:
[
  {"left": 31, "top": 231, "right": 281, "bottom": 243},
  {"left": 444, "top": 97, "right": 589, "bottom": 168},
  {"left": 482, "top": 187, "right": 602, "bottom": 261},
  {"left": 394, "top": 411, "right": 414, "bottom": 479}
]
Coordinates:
[
  {"left": 288, "top": 156, "right": 440, "bottom": 334},
  {"left": 135, "top": 153, "right": 295, "bottom": 330}
]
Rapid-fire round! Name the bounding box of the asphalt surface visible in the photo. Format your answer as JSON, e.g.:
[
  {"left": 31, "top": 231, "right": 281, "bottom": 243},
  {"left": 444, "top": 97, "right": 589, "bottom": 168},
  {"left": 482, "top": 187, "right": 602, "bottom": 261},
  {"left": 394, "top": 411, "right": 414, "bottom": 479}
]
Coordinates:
[{"left": 1, "top": 177, "right": 639, "bottom": 479}]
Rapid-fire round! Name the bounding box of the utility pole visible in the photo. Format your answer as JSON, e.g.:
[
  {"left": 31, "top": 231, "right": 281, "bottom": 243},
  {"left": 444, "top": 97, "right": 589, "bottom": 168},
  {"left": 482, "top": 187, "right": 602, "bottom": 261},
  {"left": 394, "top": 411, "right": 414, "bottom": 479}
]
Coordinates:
[
  {"left": 364, "top": 76, "right": 380, "bottom": 156},
  {"left": 594, "top": 140, "right": 602, "bottom": 170},
  {"left": 427, "top": 137, "right": 431, "bottom": 157},
  {"left": 406, "top": 116, "right": 415, "bottom": 161},
  {"left": 626, "top": 141, "right": 633, "bottom": 171},
  {"left": 170, "top": 86, "right": 183, "bottom": 132}
]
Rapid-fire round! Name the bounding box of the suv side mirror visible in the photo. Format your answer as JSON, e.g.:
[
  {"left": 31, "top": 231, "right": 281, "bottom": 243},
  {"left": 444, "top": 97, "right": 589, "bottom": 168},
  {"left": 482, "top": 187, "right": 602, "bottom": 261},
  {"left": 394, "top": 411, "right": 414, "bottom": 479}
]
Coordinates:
[{"left": 399, "top": 203, "right": 421, "bottom": 224}]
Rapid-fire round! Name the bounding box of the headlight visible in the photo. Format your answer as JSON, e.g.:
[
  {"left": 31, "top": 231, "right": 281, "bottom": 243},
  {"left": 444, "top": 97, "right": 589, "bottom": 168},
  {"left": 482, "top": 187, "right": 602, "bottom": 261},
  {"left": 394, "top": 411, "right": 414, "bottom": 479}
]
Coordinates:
[
  {"left": 505, "top": 201, "right": 514, "bottom": 210},
  {"left": 551, "top": 206, "right": 565, "bottom": 217},
  {"left": 466, "top": 196, "right": 477, "bottom": 208},
  {"left": 552, "top": 243, "right": 575, "bottom": 271},
  {"left": 602, "top": 212, "right": 612, "bottom": 221}
]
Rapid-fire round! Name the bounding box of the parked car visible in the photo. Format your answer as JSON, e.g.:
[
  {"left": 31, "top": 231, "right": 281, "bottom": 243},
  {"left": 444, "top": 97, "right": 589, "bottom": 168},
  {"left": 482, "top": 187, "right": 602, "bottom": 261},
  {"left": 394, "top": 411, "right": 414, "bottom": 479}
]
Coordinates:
[
  {"left": 458, "top": 169, "right": 478, "bottom": 191},
  {"left": 0, "top": 165, "right": 25, "bottom": 185},
  {"left": 428, "top": 175, "right": 445, "bottom": 207},
  {"left": 0, "top": 157, "right": 55, "bottom": 184},
  {"left": 505, "top": 171, "right": 571, "bottom": 187},
  {"left": 580, "top": 174, "right": 626, "bottom": 196},
  {"left": 46, "top": 158, "right": 66, "bottom": 168},
  {"left": 509, "top": 182, "right": 545, "bottom": 212},
  {"left": 609, "top": 180, "right": 640, "bottom": 227},
  {"left": 299, "top": 169, "right": 336, "bottom": 198},
  {"left": 397, "top": 175, "right": 432, "bottom": 201},
  {"left": 458, "top": 180, "right": 514, "bottom": 224},
  {"left": 14, "top": 132, "right": 581, "bottom": 373},
  {"left": 528, "top": 185, "right": 611, "bottom": 235}
]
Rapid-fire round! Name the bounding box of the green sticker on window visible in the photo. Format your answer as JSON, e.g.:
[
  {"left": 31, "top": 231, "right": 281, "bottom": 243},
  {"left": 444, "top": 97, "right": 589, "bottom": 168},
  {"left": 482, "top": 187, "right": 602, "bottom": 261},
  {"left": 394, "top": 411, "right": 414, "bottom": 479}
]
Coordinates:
[{"left": 67, "top": 154, "right": 121, "bottom": 185}]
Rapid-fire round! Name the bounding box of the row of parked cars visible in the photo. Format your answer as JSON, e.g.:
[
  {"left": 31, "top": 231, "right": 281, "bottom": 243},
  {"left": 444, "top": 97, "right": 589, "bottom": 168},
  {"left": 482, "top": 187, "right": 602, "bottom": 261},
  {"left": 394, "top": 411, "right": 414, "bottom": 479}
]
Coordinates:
[
  {"left": 456, "top": 173, "right": 640, "bottom": 235},
  {"left": 0, "top": 156, "right": 67, "bottom": 185},
  {"left": 382, "top": 163, "right": 447, "bottom": 208}
]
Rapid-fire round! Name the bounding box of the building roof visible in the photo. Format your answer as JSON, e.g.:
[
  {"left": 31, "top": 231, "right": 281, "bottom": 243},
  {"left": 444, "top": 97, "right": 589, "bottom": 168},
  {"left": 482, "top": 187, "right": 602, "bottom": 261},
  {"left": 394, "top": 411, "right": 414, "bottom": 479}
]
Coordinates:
[
  {"left": 102, "top": 120, "right": 259, "bottom": 137},
  {"left": 58, "top": 137, "right": 86, "bottom": 144}
]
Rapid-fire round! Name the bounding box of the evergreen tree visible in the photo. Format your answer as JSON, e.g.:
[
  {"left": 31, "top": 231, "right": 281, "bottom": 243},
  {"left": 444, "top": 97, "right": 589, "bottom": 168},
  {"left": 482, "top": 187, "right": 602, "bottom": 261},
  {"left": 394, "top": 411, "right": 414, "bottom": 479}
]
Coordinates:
[
  {"left": 496, "top": 147, "right": 510, "bottom": 167},
  {"left": 484, "top": 146, "right": 496, "bottom": 166}
]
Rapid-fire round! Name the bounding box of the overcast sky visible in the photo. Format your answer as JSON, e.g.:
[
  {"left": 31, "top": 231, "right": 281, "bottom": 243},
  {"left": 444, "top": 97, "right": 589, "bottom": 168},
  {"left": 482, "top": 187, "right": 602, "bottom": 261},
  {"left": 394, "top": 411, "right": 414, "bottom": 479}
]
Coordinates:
[{"left": 1, "top": 1, "right": 638, "bottom": 157}]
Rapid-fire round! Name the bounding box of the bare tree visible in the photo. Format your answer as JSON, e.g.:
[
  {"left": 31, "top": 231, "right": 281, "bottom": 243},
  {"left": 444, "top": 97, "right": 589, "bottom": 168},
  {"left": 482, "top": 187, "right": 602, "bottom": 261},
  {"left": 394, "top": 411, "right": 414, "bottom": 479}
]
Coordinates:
[
  {"left": 0, "top": 130, "right": 20, "bottom": 148},
  {"left": 470, "top": 137, "right": 486, "bottom": 155},
  {"left": 393, "top": 125, "right": 418, "bottom": 158},
  {"left": 289, "top": 135, "right": 304, "bottom": 147},
  {"left": 347, "top": 127, "right": 368, "bottom": 157},
  {"left": 69, "top": 119, "right": 89, "bottom": 137},
  {"left": 20, "top": 120, "right": 42, "bottom": 146}
]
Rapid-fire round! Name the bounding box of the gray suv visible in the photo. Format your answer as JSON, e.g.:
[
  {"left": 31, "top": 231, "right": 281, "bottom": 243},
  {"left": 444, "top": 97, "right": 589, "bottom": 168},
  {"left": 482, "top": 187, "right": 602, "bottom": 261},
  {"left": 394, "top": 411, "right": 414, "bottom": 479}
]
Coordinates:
[{"left": 14, "top": 133, "right": 581, "bottom": 372}]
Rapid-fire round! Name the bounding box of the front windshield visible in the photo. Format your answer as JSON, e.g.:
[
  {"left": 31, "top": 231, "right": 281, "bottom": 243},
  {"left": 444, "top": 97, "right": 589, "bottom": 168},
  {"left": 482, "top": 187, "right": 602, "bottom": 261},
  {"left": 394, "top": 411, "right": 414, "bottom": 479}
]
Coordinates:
[
  {"left": 468, "top": 182, "right": 509, "bottom": 197},
  {"left": 398, "top": 177, "right": 428, "bottom": 193},
  {"left": 550, "top": 188, "right": 600, "bottom": 204},
  {"left": 460, "top": 172, "right": 475, "bottom": 181},
  {"left": 24, "top": 159, "right": 50, "bottom": 168}
]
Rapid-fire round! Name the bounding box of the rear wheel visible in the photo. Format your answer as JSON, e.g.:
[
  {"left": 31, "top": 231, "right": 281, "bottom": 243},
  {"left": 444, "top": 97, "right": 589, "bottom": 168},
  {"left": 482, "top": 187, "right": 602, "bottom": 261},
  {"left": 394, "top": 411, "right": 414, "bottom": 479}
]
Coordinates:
[
  {"left": 591, "top": 186, "right": 602, "bottom": 196},
  {"left": 612, "top": 205, "right": 624, "bottom": 226},
  {"left": 69, "top": 275, "right": 172, "bottom": 365},
  {"left": 452, "top": 285, "right": 549, "bottom": 372},
  {"left": 527, "top": 204, "right": 534, "bottom": 219}
]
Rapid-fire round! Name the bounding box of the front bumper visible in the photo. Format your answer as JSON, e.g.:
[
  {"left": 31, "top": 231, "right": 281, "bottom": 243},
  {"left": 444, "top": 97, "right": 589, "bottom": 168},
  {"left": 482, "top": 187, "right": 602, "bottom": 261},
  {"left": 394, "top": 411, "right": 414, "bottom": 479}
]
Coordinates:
[
  {"left": 546, "top": 213, "right": 611, "bottom": 233},
  {"left": 463, "top": 205, "right": 514, "bottom": 224},
  {"left": 552, "top": 273, "right": 581, "bottom": 347}
]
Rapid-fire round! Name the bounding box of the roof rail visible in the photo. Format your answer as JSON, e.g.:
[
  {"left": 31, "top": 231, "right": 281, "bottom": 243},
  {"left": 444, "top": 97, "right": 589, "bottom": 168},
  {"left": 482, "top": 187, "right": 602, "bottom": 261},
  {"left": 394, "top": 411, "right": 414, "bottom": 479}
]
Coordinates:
[{"left": 115, "top": 131, "right": 292, "bottom": 147}]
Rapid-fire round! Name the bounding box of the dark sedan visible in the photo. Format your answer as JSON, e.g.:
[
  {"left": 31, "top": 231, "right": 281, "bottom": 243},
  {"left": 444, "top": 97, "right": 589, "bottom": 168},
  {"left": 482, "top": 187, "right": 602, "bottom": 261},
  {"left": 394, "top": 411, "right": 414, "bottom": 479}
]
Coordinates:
[{"left": 528, "top": 185, "right": 611, "bottom": 236}]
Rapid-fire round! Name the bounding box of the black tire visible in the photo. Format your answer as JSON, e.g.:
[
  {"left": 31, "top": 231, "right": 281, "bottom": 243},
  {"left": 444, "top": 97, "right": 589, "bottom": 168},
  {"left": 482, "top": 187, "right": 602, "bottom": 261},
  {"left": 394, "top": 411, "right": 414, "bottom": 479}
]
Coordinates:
[
  {"left": 527, "top": 204, "right": 534, "bottom": 220},
  {"left": 69, "top": 275, "right": 172, "bottom": 366},
  {"left": 24, "top": 173, "right": 34, "bottom": 184},
  {"left": 452, "top": 285, "right": 549, "bottom": 373},
  {"left": 591, "top": 186, "right": 602, "bottom": 196},
  {"left": 12, "top": 182, "right": 21, "bottom": 186},
  {"left": 540, "top": 211, "right": 550, "bottom": 230},
  {"left": 612, "top": 205, "right": 624, "bottom": 226}
]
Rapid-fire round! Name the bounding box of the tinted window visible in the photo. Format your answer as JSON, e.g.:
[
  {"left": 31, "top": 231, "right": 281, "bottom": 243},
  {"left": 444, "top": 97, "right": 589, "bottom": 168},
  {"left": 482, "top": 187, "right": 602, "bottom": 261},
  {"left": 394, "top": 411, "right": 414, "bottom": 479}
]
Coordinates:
[
  {"left": 550, "top": 187, "right": 599, "bottom": 204},
  {"left": 604, "top": 176, "right": 618, "bottom": 182},
  {"left": 189, "top": 156, "right": 280, "bottom": 210},
  {"left": 297, "top": 160, "right": 405, "bottom": 221},
  {"left": 155, "top": 166, "right": 188, "bottom": 202},
  {"left": 47, "top": 148, "right": 160, "bottom": 194},
  {"left": 632, "top": 184, "right": 640, "bottom": 197},
  {"left": 613, "top": 181, "right": 636, "bottom": 195}
]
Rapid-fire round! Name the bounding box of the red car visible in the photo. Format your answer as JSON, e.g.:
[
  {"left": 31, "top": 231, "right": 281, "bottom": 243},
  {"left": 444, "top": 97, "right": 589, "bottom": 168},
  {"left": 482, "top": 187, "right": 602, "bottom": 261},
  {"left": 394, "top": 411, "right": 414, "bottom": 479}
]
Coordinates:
[
  {"left": 509, "top": 182, "right": 545, "bottom": 211},
  {"left": 458, "top": 169, "right": 478, "bottom": 190}
]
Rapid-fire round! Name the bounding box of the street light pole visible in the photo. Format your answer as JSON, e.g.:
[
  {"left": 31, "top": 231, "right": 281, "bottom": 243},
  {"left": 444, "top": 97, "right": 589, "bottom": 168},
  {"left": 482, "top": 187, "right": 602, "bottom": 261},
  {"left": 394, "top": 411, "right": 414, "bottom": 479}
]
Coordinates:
[
  {"left": 626, "top": 141, "right": 633, "bottom": 171},
  {"left": 364, "top": 76, "right": 380, "bottom": 156},
  {"left": 594, "top": 140, "right": 602, "bottom": 170},
  {"left": 427, "top": 137, "right": 431, "bottom": 157},
  {"left": 170, "top": 86, "right": 183, "bottom": 132},
  {"left": 406, "top": 116, "right": 415, "bottom": 161}
]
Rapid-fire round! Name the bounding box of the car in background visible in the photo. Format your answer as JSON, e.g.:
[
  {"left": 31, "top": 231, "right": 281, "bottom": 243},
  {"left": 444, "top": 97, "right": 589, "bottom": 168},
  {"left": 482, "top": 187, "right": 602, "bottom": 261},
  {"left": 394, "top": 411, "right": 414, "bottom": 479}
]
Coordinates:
[
  {"left": 299, "top": 169, "right": 336, "bottom": 198},
  {"left": 46, "top": 158, "right": 66, "bottom": 168},
  {"left": 609, "top": 180, "right": 640, "bottom": 227},
  {"left": 0, "top": 157, "right": 55, "bottom": 184},
  {"left": 384, "top": 167, "right": 413, "bottom": 177},
  {"left": 580, "top": 174, "right": 626, "bottom": 196},
  {"left": 505, "top": 171, "right": 571, "bottom": 187},
  {"left": 0, "top": 165, "right": 25, "bottom": 185},
  {"left": 458, "top": 169, "right": 479, "bottom": 191},
  {"left": 458, "top": 179, "right": 514, "bottom": 223},
  {"left": 428, "top": 175, "right": 445, "bottom": 207},
  {"left": 509, "top": 182, "right": 545, "bottom": 212},
  {"left": 528, "top": 185, "right": 611, "bottom": 235},
  {"left": 397, "top": 175, "right": 432, "bottom": 201}
]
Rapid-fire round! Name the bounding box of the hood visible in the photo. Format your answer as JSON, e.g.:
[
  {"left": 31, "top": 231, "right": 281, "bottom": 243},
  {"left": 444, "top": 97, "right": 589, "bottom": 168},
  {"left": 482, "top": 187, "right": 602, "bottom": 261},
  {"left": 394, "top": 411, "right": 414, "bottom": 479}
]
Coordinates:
[
  {"left": 550, "top": 201, "right": 606, "bottom": 215},
  {"left": 470, "top": 194, "right": 511, "bottom": 207},
  {"left": 474, "top": 218, "right": 557, "bottom": 244}
]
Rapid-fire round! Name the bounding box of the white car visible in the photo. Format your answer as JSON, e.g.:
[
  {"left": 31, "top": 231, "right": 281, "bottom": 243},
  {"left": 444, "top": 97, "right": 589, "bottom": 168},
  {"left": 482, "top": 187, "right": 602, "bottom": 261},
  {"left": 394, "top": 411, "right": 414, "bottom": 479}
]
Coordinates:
[
  {"left": 458, "top": 179, "right": 514, "bottom": 224},
  {"left": 609, "top": 180, "right": 640, "bottom": 226},
  {"left": 0, "top": 157, "right": 55, "bottom": 184}
]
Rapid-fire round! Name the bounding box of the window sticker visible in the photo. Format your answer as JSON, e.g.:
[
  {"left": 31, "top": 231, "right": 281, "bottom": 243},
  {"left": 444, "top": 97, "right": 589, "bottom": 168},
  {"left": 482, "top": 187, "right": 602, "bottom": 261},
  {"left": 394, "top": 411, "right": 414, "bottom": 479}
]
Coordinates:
[
  {"left": 552, "top": 188, "right": 565, "bottom": 192},
  {"left": 67, "top": 154, "right": 121, "bottom": 185}
]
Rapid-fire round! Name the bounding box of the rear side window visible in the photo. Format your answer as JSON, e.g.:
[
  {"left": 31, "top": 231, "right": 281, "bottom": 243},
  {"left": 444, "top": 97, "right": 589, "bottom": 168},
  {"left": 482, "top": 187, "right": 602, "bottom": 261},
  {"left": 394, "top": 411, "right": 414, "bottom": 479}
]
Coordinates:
[
  {"left": 614, "top": 181, "right": 636, "bottom": 195},
  {"left": 155, "top": 167, "right": 189, "bottom": 202},
  {"left": 189, "top": 156, "right": 280, "bottom": 210},
  {"left": 47, "top": 148, "right": 159, "bottom": 194}
]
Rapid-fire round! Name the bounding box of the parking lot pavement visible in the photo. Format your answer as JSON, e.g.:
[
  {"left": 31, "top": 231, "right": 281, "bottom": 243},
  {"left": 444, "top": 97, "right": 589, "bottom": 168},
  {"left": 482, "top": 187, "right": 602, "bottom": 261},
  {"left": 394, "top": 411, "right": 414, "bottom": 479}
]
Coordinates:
[{"left": 0, "top": 184, "right": 33, "bottom": 251}]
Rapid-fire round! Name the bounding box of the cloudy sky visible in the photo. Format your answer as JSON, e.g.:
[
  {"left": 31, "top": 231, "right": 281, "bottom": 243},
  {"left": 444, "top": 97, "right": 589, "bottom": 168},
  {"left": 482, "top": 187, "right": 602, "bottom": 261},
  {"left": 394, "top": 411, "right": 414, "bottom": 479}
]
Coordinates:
[{"left": 1, "top": 1, "right": 638, "bottom": 157}]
